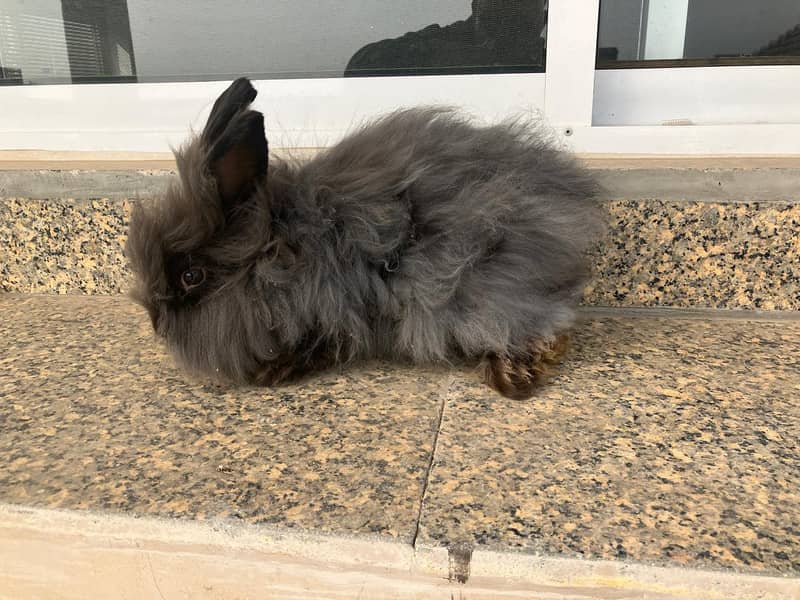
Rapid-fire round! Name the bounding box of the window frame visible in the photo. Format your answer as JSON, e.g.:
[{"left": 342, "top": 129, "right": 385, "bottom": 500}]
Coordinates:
[
  {"left": 1, "top": 0, "right": 798, "bottom": 156},
  {"left": 0, "top": 74, "right": 547, "bottom": 151}
]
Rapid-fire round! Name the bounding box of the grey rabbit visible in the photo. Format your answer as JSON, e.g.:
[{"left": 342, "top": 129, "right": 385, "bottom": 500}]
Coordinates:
[{"left": 125, "top": 77, "right": 602, "bottom": 399}]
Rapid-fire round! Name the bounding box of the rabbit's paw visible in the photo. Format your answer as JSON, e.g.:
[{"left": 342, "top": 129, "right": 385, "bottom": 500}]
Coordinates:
[{"left": 484, "top": 334, "right": 570, "bottom": 400}]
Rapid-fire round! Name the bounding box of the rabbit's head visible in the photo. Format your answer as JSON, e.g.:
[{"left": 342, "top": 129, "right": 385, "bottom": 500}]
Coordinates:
[{"left": 126, "top": 78, "right": 288, "bottom": 383}]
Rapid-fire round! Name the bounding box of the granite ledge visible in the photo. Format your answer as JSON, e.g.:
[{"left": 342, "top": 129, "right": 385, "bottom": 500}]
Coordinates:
[
  {"left": 1, "top": 294, "right": 799, "bottom": 577},
  {"left": 3, "top": 195, "right": 799, "bottom": 310}
]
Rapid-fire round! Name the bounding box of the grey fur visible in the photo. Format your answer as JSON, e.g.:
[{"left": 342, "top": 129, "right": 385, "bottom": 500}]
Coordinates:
[{"left": 125, "top": 78, "right": 602, "bottom": 396}]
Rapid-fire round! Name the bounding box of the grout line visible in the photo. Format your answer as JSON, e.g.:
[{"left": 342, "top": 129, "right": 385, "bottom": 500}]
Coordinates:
[
  {"left": 3, "top": 294, "right": 799, "bottom": 322},
  {"left": 410, "top": 375, "right": 453, "bottom": 549},
  {"left": 5, "top": 195, "right": 798, "bottom": 205},
  {"left": 579, "top": 305, "right": 800, "bottom": 322},
  {"left": 597, "top": 195, "right": 799, "bottom": 205}
]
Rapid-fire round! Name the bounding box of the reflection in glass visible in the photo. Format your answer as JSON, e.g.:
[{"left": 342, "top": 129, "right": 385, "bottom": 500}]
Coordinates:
[
  {"left": 598, "top": 0, "right": 800, "bottom": 67},
  {"left": 1, "top": 0, "right": 547, "bottom": 85},
  {"left": 0, "top": 0, "right": 135, "bottom": 84},
  {"left": 345, "top": 0, "right": 547, "bottom": 77}
]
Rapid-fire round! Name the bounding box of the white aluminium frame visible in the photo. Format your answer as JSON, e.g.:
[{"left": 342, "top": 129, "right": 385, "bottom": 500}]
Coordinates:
[
  {"left": 547, "top": 0, "right": 800, "bottom": 155},
  {"left": 0, "top": 0, "right": 798, "bottom": 156},
  {"left": 0, "top": 73, "right": 547, "bottom": 152}
]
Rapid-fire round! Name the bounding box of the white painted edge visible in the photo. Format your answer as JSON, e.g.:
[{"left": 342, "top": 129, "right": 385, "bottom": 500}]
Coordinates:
[
  {"left": 0, "top": 504, "right": 797, "bottom": 599},
  {"left": 466, "top": 549, "right": 799, "bottom": 599},
  {"left": 0, "top": 503, "right": 416, "bottom": 573}
]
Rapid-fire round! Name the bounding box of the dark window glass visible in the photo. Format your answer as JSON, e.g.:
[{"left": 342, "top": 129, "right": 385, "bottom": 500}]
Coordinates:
[
  {"left": 597, "top": 0, "right": 800, "bottom": 68},
  {"left": 0, "top": 1, "right": 548, "bottom": 85},
  {"left": 0, "top": 0, "right": 135, "bottom": 85}
]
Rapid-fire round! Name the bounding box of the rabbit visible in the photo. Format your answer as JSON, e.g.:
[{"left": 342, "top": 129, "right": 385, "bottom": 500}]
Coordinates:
[{"left": 125, "top": 77, "right": 602, "bottom": 400}]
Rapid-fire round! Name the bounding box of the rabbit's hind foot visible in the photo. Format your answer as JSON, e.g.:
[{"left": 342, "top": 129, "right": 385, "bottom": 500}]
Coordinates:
[{"left": 483, "top": 334, "right": 570, "bottom": 400}]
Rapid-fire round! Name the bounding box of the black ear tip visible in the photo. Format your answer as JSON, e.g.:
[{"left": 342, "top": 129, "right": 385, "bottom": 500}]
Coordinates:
[{"left": 229, "top": 77, "right": 257, "bottom": 102}]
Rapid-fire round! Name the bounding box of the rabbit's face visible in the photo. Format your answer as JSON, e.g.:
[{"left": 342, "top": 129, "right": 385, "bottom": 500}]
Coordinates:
[
  {"left": 126, "top": 172, "right": 228, "bottom": 337},
  {"left": 125, "top": 78, "right": 282, "bottom": 383}
]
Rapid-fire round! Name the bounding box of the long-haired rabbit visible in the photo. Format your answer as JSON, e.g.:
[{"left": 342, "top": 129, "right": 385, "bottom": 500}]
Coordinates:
[{"left": 126, "top": 77, "right": 602, "bottom": 399}]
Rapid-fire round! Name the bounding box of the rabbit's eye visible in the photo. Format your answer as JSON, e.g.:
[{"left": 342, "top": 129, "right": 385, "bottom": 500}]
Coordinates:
[{"left": 181, "top": 267, "right": 206, "bottom": 290}]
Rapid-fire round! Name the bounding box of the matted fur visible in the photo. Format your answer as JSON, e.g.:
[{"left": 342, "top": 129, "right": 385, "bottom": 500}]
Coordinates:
[{"left": 125, "top": 78, "right": 603, "bottom": 398}]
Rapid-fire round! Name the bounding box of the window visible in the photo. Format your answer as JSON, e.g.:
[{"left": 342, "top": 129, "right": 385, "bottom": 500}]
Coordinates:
[
  {"left": 592, "top": 0, "right": 800, "bottom": 131},
  {"left": 0, "top": 0, "right": 548, "bottom": 84},
  {"left": 0, "top": 1, "right": 551, "bottom": 151},
  {"left": 1, "top": 0, "right": 798, "bottom": 155},
  {"left": 0, "top": 0, "right": 135, "bottom": 85},
  {"left": 597, "top": 0, "right": 800, "bottom": 68}
]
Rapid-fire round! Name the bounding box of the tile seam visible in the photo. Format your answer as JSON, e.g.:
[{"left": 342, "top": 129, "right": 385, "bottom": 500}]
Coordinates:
[
  {"left": 410, "top": 374, "right": 454, "bottom": 549},
  {"left": 579, "top": 305, "right": 800, "bottom": 322}
]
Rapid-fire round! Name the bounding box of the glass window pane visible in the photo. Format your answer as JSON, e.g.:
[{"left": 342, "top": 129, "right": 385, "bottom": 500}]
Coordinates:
[
  {"left": 0, "top": 0, "right": 136, "bottom": 84},
  {"left": 597, "top": 0, "right": 800, "bottom": 67},
  {"left": 0, "top": 0, "right": 548, "bottom": 85}
]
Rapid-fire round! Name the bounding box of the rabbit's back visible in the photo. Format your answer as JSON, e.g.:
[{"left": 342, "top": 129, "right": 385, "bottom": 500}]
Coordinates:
[{"left": 289, "top": 108, "right": 602, "bottom": 363}]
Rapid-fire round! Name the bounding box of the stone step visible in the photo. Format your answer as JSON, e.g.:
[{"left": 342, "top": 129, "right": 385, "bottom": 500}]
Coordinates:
[
  {"left": 2, "top": 165, "right": 799, "bottom": 310},
  {"left": 2, "top": 503, "right": 797, "bottom": 599},
  {"left": 1, "top": 294, "right": 798, "bottom": 597}
]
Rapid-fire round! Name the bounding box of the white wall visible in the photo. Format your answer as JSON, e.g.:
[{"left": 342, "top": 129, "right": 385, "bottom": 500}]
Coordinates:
[{"left": 126, "top": 0, "right": 471, "bottom": 80}]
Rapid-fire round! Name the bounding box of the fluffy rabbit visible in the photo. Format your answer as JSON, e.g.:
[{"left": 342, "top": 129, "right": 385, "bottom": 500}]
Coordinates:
[{"left": 126, "top": 77, "right": 602, "bottom": 399}]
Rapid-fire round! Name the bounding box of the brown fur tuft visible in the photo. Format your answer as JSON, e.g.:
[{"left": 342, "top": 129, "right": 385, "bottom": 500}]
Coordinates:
[{"left": 484, "top": 334, "right": 570, "bottom": 400}]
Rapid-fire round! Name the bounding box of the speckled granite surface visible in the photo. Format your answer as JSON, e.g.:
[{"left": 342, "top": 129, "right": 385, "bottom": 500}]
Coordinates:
[
  {"left": 0, "top": 294, "right": 445, "bottom": 539},
  {"left": 2, "top": 195, "right": 799, "bottom": 309},
  {"left": 1, "top": 294, "right": 798, "bottom": 575},
  {"left": 1, "top": 198, "right": 131, "bottom": 294},
  {"left": 418, "top": 316, "right": 800, "bottom": 575},
  {"left": 585, "top": 200, "right": 800, "bottom": 310}
]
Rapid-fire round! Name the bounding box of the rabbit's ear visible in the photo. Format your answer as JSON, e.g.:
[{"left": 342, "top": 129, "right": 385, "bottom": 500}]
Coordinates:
[
  {"left": 203, "top": 78, "right": 258, "bottom": 145},
  {"left": 206, "top": 110, "right": 269, "bottom": 204},
  {"left": 201, "top": 78, "right": 268, "bottom": 204}
]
